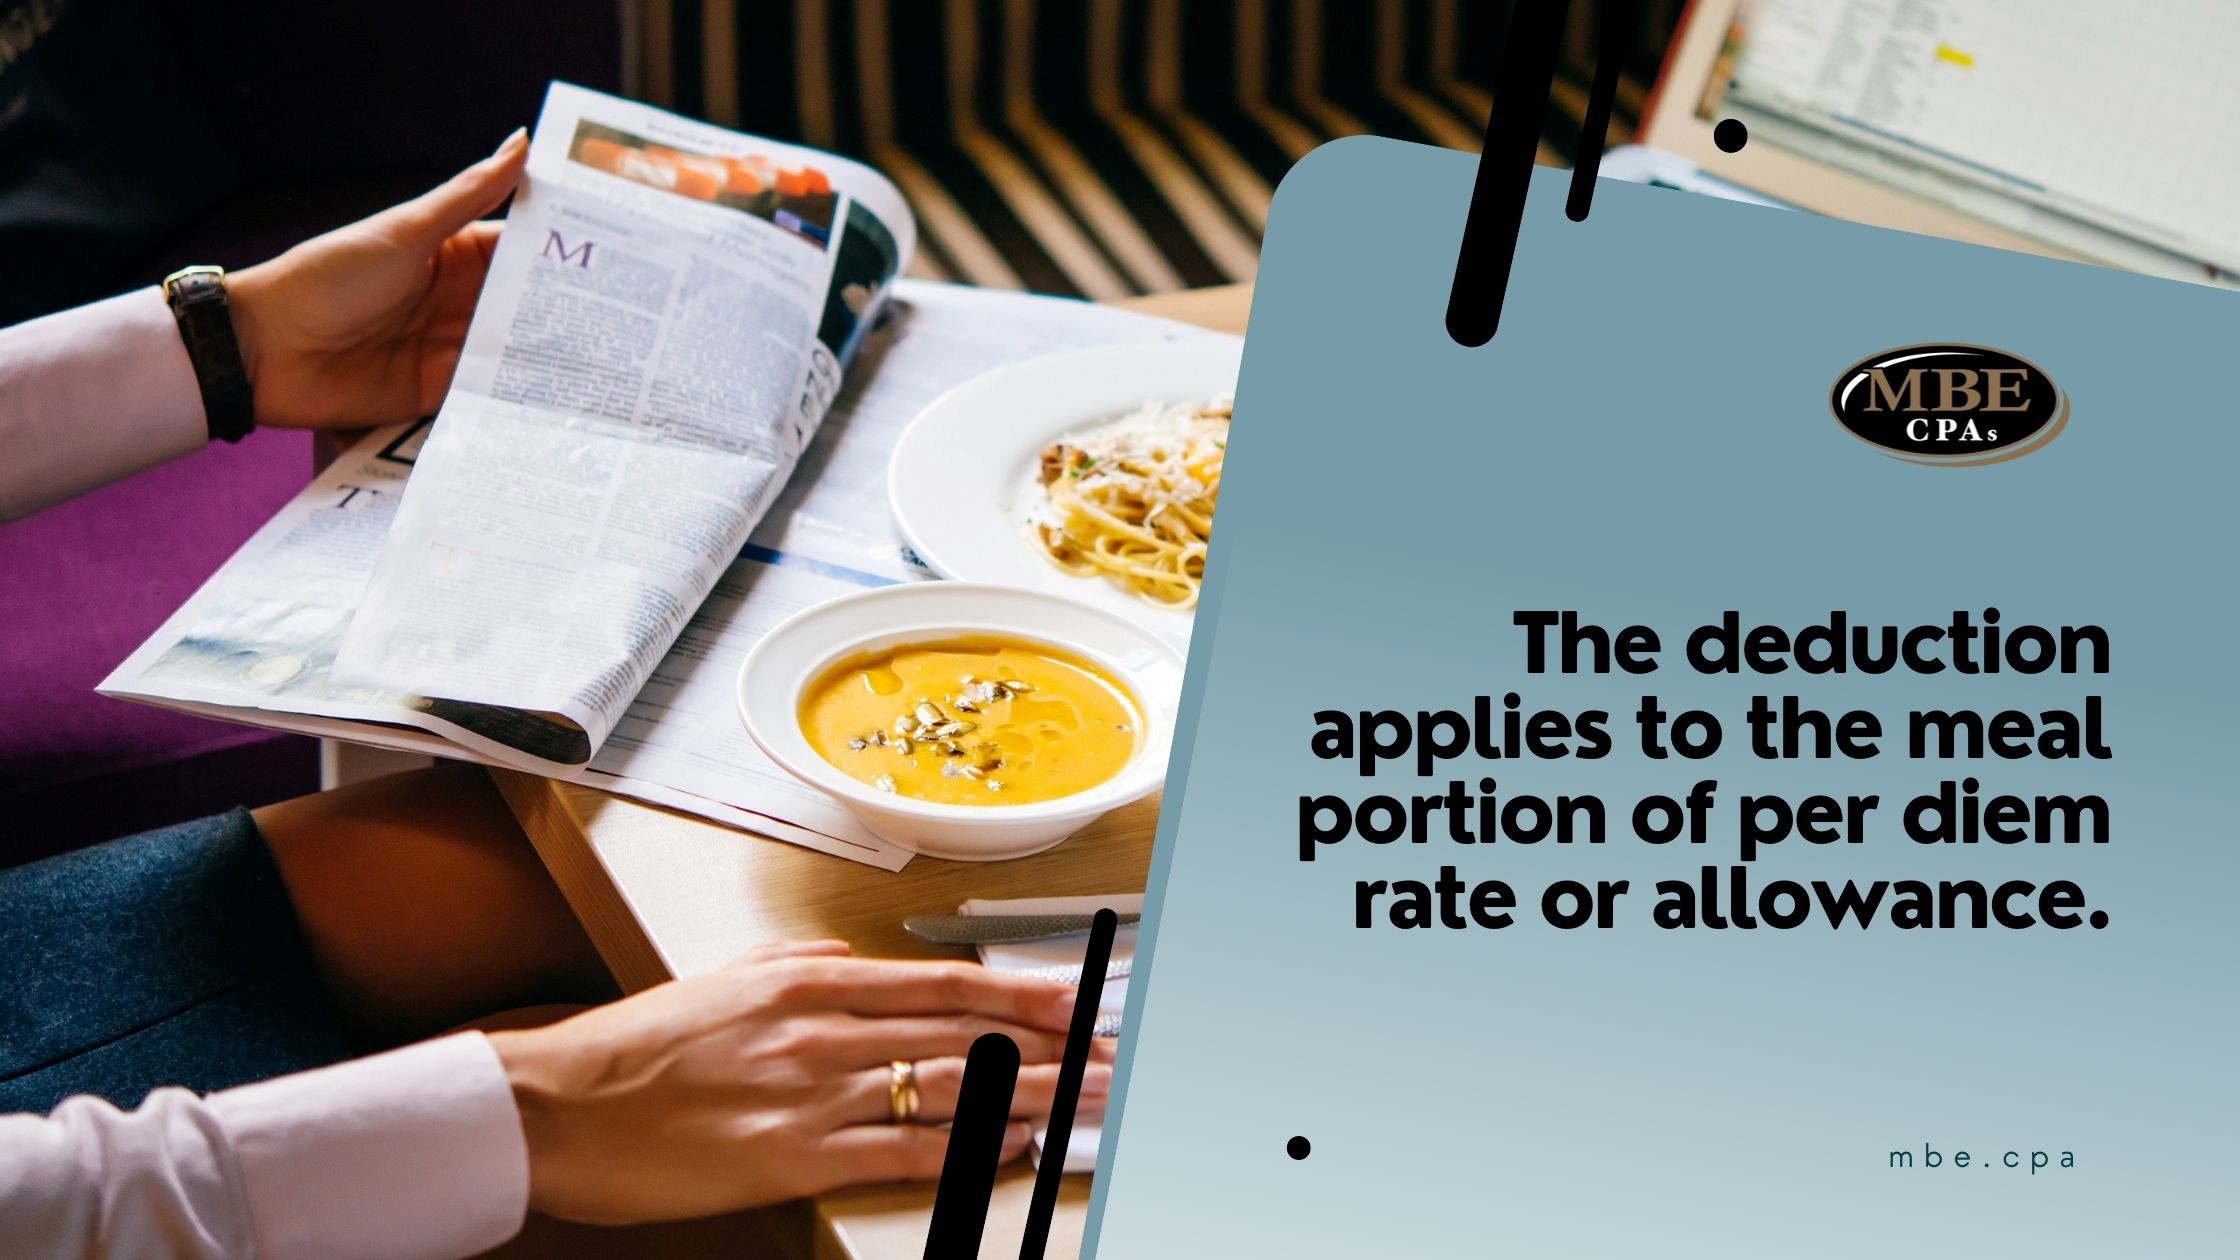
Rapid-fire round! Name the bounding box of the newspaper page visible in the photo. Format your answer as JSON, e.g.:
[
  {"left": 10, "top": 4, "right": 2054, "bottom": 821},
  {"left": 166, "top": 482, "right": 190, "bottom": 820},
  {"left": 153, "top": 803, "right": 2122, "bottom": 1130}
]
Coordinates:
[
  {"left": 331, "top": 83, "right": 913, "bottom": 769},
  {"left": 103, "top": 281, "right": 1229, "bottom": 869}
]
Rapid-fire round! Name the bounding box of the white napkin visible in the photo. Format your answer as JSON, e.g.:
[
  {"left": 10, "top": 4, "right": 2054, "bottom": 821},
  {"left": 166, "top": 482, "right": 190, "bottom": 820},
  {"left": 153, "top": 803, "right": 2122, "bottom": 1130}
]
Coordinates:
[{"left": 962, "top": 893, "right": 1142, "bottom": 1173}]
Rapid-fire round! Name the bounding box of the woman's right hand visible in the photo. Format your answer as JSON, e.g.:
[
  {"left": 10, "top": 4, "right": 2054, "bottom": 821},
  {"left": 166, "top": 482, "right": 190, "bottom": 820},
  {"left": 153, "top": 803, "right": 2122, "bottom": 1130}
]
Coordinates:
[{"left": 486, "top": 941, "right": 1111, "bottom": 1225}]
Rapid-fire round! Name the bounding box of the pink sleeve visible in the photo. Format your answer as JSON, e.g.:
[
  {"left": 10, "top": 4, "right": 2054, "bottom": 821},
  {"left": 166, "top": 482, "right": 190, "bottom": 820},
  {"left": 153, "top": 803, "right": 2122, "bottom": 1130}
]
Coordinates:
[
  {"left": 0, "top": 288, "right": 210, "bottom": 522},
  {"left": 0, "top": 1033, "right": 530, "bottom": 1260},
  {"left": 211, "top": 1033, "right": 531, "bottom": 1260}
]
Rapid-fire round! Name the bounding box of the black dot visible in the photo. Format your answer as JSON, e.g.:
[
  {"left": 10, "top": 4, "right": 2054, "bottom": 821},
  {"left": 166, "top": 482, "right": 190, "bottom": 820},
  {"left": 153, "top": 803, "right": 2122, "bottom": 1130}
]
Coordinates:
[
  {"left": 2089, "top": 910, "right": 2109, "bottom": 929},
  {"left": 1286, "top": 1135, "right": 1312, "bottom": 1160},
  {"left": 1713, "top": 119, "right": 1749, "bottom": 153}
]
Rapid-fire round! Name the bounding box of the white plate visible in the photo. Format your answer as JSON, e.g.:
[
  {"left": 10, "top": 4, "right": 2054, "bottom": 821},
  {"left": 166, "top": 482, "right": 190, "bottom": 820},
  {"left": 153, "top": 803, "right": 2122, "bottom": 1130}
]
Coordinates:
[
  {"left": 737, "top": 583, "right": 1185, "bottom": 861},
  {"left": 888, "top": 339, "right": 1243, "bottom": 642}
]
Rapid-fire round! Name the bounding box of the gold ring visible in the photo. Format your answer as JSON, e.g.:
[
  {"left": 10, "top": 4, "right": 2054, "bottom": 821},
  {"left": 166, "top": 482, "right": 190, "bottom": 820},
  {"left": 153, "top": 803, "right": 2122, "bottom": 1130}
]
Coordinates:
[{"left": 888, "top": 1059, "right": 920, "bottom": 1124}]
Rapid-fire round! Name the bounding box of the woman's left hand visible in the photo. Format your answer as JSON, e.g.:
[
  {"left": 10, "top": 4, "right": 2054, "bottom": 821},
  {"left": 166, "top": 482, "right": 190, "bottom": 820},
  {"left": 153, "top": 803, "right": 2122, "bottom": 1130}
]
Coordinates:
[
  {"left": 226, "top": 129, "right": 528, "bottom": 431},
  {"left": 488, "top": 940, "right": 1114, "bottom": 1225}
]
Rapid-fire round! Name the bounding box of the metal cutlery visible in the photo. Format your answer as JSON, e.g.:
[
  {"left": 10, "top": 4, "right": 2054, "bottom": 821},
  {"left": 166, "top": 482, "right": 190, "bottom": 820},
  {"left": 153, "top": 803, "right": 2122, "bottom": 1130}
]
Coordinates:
[
  {"left": 1007, "top": 959, "right": 1134, "bottom": 986},
  {"left": 903, "top": 911, "right": 1139, "bottom": 945}
]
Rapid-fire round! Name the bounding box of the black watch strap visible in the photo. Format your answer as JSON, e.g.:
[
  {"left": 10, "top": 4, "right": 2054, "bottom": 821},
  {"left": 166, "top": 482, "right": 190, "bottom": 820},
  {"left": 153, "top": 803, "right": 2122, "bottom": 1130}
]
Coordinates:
[{"left": 162, "top": 265, "right": 256, "bottom": 443}]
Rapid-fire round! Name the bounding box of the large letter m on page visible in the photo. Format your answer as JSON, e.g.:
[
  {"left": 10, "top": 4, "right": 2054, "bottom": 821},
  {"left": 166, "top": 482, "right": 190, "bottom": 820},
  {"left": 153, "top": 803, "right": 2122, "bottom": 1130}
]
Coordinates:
[{"left": 542, "top": 231, "right": 594, "bottom": 268}]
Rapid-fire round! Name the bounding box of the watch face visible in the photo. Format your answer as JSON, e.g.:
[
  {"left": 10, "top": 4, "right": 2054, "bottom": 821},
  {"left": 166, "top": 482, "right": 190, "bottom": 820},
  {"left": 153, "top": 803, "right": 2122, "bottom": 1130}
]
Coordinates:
[{"left": 164, "top": 265, "right": 227, "bottom": 300}]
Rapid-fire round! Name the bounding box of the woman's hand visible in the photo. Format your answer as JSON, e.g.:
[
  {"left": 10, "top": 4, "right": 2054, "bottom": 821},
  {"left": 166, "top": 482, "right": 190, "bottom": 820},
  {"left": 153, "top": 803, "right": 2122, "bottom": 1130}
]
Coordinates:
[
  {"left": 487, "top": 941, "right": 1114, "bottom": 1225},
  {"left": 226, "top": 130, "right": 528, "bottom": 431}
]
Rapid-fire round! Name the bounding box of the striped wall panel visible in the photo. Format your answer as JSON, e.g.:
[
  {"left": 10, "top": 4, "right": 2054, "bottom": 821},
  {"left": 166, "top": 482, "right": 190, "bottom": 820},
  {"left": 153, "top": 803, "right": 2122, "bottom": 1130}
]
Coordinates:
[{"left": 640, "top": 1, "right": 1682, "bottom": 296}]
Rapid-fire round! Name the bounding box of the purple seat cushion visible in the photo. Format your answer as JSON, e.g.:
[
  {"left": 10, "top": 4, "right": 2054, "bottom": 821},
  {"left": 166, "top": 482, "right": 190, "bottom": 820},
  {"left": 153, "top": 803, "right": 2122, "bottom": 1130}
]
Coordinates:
[
  {"left": 0, "top": 2, "right": 622, "bottom": 864},
  {"left": 0, "top": 173, "right": 456, "bottom": 869},
  {"left": 0, "top": 427, "right": 320, "bottom": 865}
]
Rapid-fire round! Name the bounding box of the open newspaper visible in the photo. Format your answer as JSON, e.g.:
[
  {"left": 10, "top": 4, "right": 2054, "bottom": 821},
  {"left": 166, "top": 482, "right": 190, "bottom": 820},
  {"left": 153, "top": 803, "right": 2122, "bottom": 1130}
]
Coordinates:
[
  {"left": 100, "top": 85, "right": 1222, "bottom": 869},
  {"left": 324, "top": 82, "right": 916, "bottom": 771}
]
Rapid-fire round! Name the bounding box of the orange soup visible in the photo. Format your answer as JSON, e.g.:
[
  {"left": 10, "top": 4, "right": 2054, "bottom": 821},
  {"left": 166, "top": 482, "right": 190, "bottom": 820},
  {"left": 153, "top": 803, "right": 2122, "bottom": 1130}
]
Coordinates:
[{"left": 798, "top": 636, "right": 1142, "bottom": 806}]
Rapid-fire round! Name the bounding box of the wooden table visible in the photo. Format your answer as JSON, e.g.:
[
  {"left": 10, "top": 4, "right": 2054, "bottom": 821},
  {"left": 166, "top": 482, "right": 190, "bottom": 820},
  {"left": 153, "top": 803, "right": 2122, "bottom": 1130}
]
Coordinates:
[{"left": 491, "top": 283, "right": 1249, "bottom": 1260}]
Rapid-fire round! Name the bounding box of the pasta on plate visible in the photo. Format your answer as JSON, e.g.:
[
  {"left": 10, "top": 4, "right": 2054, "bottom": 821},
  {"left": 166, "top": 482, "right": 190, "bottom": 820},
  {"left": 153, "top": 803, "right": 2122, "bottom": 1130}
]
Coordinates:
[{"left": 1031, "top": 398, "right": 1229, "bottom": 608}]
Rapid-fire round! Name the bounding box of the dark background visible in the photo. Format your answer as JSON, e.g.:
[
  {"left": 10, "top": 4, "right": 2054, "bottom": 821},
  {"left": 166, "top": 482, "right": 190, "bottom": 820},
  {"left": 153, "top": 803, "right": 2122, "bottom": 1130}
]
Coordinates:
[
  {"left": 0, "top": 0, "right": 1685, "bottom": 322},
  {"left": 0, "top": 0, "right": 622, "bottom": 326}
]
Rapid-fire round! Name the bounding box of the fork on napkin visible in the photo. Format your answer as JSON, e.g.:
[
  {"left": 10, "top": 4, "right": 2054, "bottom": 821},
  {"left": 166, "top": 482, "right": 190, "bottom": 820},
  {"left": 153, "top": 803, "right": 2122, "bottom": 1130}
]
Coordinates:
[{"left": 961, "top": 893, "right": 1142, "bottom": 1173}]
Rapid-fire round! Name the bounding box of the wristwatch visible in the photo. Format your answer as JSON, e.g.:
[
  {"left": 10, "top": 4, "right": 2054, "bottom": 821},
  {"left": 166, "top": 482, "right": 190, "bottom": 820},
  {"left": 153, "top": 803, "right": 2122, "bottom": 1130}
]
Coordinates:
[{"left": 162, "top": 265, "right": 257, "bottom": 443}]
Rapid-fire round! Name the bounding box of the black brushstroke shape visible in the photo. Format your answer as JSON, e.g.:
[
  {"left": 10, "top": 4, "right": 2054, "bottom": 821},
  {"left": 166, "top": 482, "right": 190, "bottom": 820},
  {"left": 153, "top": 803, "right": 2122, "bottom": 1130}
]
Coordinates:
[
  {"left": 1566, "top": 0, "right": 1643, "bottom": 222},
  {"left": 1446, "top": 0, "right": 1574, "bottom": 346},
  {"left": 1019, "top": 907, "right": 1119, "bottom": 1258},
  {"left": 918, "top": 907, "right": 1120, "bottom": 1259},
  {"left": 924, "top": 1032, "right": 1022, "bottom": 1259}
]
